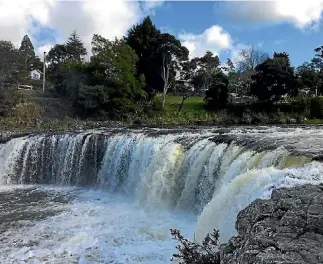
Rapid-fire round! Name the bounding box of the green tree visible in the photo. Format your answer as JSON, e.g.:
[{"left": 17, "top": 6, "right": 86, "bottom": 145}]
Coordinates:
[
  {"left": 0, "top": 40, "right": 19, "bottom": 84},
  {"left": 126, "top": 16, "right": 161, "bottom": 95},
  {"left": 229, "top": 47, "right": 268, "bottom": 96},
  {"left": 175, "top": 58, "right": 199, "bottom": 113},
  {"left": 47, "top": 44, "right": 69, "bottom": 88},
  {"left": 204, "top": 71, "right": 229, "bottom": 110},
  {"left": 153, "top": 33, "right": 189, "bottom": 107},
  {"left": 19, "top": 35, "right": 36, "bottom": 71},
  {"left": 126, "top": 16, "right": 188, "bottom": 105},
  {"left": 88, "top": 35, "right": 146, "bottom": 118},
  {"left": 251, "top": 52, "right": 297, "bottom": 102},
  {"left": 191, "top": 51, "right": 221, "bottom": 93},
  {"left": 296, "top": 62, "right": 322, "bottom": 95},
  {"left": 66, "top": 31, "right": 87, "bottom": 61}
]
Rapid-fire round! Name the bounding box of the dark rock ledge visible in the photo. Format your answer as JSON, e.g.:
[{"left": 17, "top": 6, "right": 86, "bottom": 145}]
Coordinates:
[{"left": 220, "top": 184, "right": 323, "bottom": 264}]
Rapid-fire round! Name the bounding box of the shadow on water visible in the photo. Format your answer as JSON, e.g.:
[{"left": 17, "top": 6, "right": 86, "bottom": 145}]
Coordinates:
[{"left": 0, "top": 186, "right": 74, "bottom": 234}]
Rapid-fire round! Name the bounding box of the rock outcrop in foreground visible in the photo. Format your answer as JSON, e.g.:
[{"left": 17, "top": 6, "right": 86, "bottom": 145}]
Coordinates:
[{"left": 220, "top": 184, "right": 323, "bottom": 264}]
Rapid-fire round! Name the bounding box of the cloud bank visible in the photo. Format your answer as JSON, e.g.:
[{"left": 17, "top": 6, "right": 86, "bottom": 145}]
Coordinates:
[
  {"left": 224, "top": 0, "right": 323, "bottom": 29},
  {"left": 0, "top": 0, "right": 160, "bottom": 56}
]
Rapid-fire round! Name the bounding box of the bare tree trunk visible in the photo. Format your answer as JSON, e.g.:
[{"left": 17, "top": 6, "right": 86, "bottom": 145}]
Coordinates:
[
  {"left": 178, "top": 96, "right": 186, "bottom": 114},
  {"left": 160, "top": 54, "right": 170, "bottom": 108}
]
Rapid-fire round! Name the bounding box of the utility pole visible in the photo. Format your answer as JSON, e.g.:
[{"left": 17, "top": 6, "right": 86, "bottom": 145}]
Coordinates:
[{"left": 43, "top": 51, "right": 46, "bottom": 93}]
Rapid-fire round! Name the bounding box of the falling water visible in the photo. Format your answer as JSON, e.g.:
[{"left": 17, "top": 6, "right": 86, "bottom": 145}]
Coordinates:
[{"left": 1, "top": 127, "right": 323, "bottom": 262}]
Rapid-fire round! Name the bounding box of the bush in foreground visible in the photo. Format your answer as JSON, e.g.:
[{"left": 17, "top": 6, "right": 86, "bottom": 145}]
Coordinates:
[{"left": 171, "top": 229, "right": 221, "bottom": 264}]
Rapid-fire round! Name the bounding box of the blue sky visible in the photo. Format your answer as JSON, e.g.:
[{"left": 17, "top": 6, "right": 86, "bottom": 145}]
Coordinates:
[
  {"left": 1, "top": 0, "right": 323, "bottom": 66},
  {"left": 148, "top": 1, "right": 323, "bottom": 66}
]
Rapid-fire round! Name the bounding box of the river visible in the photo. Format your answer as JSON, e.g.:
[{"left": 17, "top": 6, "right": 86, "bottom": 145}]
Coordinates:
[{"left": 0, "top": 126, "right": 323, "bottom": 263}]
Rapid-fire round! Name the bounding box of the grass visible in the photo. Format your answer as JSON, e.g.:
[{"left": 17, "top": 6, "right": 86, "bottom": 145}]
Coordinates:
[
  {"left": 143, "top": 94, "right": 220, "bottom": 126},
  {"left": 164, "top": 95, "right": 205, "bottom": 112},
  {"left": 304, "top": 118, "right": 323, "bottom": 124}
]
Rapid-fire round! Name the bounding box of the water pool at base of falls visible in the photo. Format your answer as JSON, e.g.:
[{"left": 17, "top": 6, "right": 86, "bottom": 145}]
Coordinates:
[
  {"left": 1, "top": 127, "right": 323, "bottom": 263},
  {"left": 0, "top": 185, "right": 195, "bottom": 264}
]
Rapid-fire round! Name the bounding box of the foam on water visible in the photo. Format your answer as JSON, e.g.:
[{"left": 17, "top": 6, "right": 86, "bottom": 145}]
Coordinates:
[
  {"left": 0, "top": 186, "right": 195, "bottom": 264},
  {"left": 0, "top": 127, "right": 323, "bottom": 263}
]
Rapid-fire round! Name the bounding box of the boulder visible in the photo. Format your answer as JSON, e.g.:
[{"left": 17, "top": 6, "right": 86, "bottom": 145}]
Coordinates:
[{"left": 220, "top": 184, "right": 323, "bottom": 264}]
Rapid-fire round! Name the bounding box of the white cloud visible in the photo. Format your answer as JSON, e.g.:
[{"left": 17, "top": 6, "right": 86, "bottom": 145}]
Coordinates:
[
  {"left": 141, "top": 0, "right": 164, "bottom": 14},
  {"left": 179, "top": 25, "right": 232, "bottom": 58},
  {"left": 226, "top": 0, "right": 323, "bottom": 29},
  {"left": 37, "top": 44, "right": 53, "bottom": 60},
  {"left": 0, "top": 0, "right": 164, "bottom": 57}
]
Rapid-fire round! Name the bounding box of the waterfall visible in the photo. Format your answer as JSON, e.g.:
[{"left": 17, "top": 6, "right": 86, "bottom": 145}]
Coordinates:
[{"left": 1, "top": 129, "right": 323, "bottom": 242}]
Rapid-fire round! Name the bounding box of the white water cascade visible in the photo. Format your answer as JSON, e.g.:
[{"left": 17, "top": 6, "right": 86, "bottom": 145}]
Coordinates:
[{"left": 1, "top": 128, "right": 323, "bottom": 254}]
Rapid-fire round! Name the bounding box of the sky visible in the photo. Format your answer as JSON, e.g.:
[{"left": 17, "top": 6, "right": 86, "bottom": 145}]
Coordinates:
[{"left": 1, "top": 0, "right": 323, "bottom": 66}]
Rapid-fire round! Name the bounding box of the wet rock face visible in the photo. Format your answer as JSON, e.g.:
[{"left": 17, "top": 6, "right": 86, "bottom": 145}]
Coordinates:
[{"left": 220, "top": 184, "right": 323, "bottom": 264}]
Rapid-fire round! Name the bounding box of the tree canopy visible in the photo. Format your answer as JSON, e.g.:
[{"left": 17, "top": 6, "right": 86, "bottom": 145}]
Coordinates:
[{"left": 251, "top": 52, "right": 297, "bottom": 102}]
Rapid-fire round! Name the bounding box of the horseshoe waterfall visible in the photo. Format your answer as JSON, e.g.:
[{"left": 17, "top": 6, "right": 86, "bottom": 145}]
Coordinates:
[{"left": 1, "top": 127, "right": 323, "bottom": 263}]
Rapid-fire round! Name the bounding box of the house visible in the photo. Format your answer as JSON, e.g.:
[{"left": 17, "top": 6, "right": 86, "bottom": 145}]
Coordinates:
[{"left": 29, "top": 69, "right": 42, "bottom": 80}]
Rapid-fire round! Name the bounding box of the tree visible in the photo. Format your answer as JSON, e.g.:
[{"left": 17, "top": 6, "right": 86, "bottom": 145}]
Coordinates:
[
  {"left": 296, "top": 62, "right": 322, "bottom": 95},
  {"left": 126, "top": 16, "right": 161, "bottom": 95},
  {"left": 154, "top": 33, "right": 189, "bottom": 107},
  {"left": 175, "top": 58, "right": 199, "bottom": 113},
  {"left": 0, "top": 40, "right": 19, "bottom": 84},
  {"left": 126, "top": 16, "right": 189, "bottom": 105},
  {"left": 251, "top": 52, "right": 297, "bottom": 102},
  {"left": 312, "top": 45, "right": 323, "bottom": 69},
  {"left": 204, "top": 71, "right": 229, "bottom": 109},
  {"left": 66, "top": 31, "right": 87, "bottom": 61},
  {"left": 46, "top": 44, "right": 69, "bottom": 87},
  {"left": 171, "top": 229, "right": 221, "bottom": 264},
  {"left": 19, "top": 35, "right": 36, "bottom": 71},
  {"left": 230, "top": 47, "right": 268, "bottom": 95},
  {"left": 89, "top": 35, "right": 146, "bottom": 118},
  {"left": 237, "top": 46, "right": 268, "bottom": 72},
  {"left": 191, "top": 51, "right": 221, "bottom": 93}
]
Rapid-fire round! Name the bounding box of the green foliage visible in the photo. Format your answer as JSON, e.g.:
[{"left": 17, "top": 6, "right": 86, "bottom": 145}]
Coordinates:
[
  {"left": 0, "top": 87, "right": 20, "bottom": 116},
  {"left": 126, "top": 16, "right": 188, "bottom": 98},
  {"left": 66, "top": 31, "right": 87, "bottom": 61},
  {"left": 0, "top": 40, "right": 19, "bottom": 83},
  {"left": 90, "top": 35, "right": 146, "bottom": 118},
  {"left": 77, "top": 84, "right": 107, "bottom": 117},
  {"left": 204, "top": 72, "right": 229, "bottom": 110},
  {"left": 288, "top": 95, "right": 311, "bottom": 115},
  {"left": 251, "top": 52, "right": 297, "bottom": 102},
  {"left": 171, "top": 229, "right": 221, "bottom": 264},
  {"left": 310, "top": 96, "right": 323, "bottom": 119}
]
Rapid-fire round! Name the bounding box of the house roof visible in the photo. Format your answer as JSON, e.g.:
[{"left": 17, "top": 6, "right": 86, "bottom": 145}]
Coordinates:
[{"left": 30, "top": 69, "right": 43, "bottom": 74}]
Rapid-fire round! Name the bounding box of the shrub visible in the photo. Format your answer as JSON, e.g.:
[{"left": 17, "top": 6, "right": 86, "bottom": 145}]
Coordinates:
[
  {"left": 10, "top": 102, "right": 43, "bottom": 120},
  {"left": 289, "top": 95, "right": 311, "bottom": 115},
  {"left": 171, "top": 229, "right": 221, "bottom": 264},
  {"left": 0, "top": 86, "right": 20, "bottom": 116},
  {"left": 310, "top": 96, "right": 323, "bottom": 118}
]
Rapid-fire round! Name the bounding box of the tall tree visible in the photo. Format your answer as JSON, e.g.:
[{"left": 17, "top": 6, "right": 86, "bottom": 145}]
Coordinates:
[
  {"left": 154, "top": 33, "right": 189, "bottom": 107},
  {"left": 126, "top": 16, "right": 188, "bottom": 105},
  {"left": 231, "top": 46, "right": 268, "bottom": 95},
  {"left": 18, "top": 35, "right": 38, "bottom": 77},
  {"left": 174, "top": 58, "right": 199, "bottom": 113},
  {"left": 19, "top": 35, "right": 35, "bottom": 64},
  {"left": 126, "top": 16, "right": 161, "bottom": 95},
  {"left": 251, "top": 52, "right": 297, "bottom": 102},
  {"left": 89, "top": 35, "right": 146, "bottom": 117},
  {"left": 66, "top": 31, "right": 87, "bottom": 61},
  {"left": 46, "top": 44, "right": 69, "bottom": 86},
  {"left": 191, "top": 51, "right": 220, "bottom": 92},
  {"left": 237, "top": 46, "right": 268, "bottom": 72}
]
